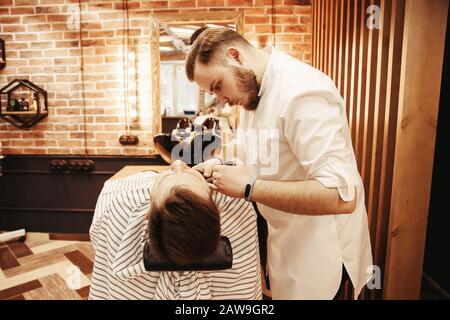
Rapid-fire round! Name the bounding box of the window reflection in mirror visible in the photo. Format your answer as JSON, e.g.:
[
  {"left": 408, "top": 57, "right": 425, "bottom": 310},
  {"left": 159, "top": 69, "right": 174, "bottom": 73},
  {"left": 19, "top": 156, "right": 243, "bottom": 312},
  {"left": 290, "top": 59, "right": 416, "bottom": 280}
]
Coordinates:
[{"left": 159, "top": 22, "right": 234, "bottom": 118}]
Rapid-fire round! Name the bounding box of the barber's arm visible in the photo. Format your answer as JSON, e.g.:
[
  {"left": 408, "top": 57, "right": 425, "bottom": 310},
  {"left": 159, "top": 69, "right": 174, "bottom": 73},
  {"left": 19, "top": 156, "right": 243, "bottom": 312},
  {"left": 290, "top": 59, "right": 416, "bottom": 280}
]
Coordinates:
[
  {"left": 207, "top": 95, "right": 361, "bottom": 216},
  {"left": 209, "top": 165, "right": 356, "bottom": 216}
]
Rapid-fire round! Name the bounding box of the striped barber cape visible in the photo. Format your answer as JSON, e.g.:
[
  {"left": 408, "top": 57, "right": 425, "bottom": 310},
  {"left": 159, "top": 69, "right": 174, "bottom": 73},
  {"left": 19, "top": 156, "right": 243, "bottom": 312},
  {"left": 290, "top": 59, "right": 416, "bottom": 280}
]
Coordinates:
[{"left": 88, "top": 171, "right": 262, "bottom": 300}]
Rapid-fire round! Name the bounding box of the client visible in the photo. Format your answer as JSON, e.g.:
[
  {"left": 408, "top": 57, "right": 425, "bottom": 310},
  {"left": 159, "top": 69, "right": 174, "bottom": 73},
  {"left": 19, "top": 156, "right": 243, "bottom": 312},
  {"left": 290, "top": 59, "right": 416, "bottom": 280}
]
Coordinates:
[{"left": 88, "top": 160, "right": 262, "bottom": 300}]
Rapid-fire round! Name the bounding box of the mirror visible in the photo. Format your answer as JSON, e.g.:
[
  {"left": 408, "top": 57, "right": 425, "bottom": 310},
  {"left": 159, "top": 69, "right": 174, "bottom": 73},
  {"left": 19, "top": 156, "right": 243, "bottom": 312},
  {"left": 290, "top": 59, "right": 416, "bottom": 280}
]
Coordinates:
[{"left": 150, "top": 12, "right": 244, "bottom": 136}]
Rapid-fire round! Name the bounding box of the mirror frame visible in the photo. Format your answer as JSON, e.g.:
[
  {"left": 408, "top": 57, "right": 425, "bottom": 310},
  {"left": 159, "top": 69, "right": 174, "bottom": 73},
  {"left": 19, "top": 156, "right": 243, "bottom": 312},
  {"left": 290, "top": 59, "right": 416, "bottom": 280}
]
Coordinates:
[{"left": 150, "top": 12, "right": 244, "bottom": 137}]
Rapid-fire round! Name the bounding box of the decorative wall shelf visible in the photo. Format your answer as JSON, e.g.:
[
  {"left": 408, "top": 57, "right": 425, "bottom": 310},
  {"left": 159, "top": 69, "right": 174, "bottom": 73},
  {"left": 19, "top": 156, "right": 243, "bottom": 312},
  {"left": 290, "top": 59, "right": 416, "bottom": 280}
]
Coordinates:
[
  {"left": 0, "top": 39, "right": 5, "bottom": 69},
  {"left": 0, "top": 79, "right": 48, "bottom": 129}
]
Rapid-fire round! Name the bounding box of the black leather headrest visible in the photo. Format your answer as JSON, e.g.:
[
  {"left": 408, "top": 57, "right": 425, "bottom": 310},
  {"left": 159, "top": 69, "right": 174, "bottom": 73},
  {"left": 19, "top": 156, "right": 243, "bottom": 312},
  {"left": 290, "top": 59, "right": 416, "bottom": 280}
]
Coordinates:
[{"left": 143, "top": 236, "right": 233, "bottom": 272}]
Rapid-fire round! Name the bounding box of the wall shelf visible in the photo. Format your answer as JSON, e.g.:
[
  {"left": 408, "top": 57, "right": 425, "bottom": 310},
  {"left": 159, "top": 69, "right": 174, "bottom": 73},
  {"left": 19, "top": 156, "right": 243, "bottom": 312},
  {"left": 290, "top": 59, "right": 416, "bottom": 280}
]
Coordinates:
[{"left": 0, "top": 79, "right": 48, "bottom": 129}]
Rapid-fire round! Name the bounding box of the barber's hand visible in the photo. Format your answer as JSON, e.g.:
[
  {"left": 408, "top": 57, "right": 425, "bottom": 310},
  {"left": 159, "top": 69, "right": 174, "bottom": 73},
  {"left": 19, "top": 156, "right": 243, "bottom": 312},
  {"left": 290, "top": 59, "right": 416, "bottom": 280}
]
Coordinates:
[
  {"left": 210, "top": 165, "right": 250, "bottom": 199},
  {"left": 192, "top": 158, "right": 223, "bottom": 179}
]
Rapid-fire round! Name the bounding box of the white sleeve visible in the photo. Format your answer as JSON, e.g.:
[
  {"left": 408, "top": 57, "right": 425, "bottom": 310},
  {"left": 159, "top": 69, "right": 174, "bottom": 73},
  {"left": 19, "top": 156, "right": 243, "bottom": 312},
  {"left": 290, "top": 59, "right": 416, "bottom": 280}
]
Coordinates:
[{"left": 282, "top": 95, "right": 361, "bottom": 201}]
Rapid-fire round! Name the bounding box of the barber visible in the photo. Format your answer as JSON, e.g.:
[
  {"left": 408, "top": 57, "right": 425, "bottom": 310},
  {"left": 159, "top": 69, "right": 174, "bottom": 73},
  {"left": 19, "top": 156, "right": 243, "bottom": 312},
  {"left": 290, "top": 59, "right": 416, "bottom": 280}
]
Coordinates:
[{"left": 188, "top": 27, "right": 373, "bottom": 300}]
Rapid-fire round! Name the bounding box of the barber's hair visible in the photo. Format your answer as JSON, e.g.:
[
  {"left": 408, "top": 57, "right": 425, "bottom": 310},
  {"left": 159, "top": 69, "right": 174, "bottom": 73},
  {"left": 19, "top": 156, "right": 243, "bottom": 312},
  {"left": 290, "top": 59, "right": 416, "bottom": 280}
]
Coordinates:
[
  {"left": 147, "top": 186, "right": 221, "bottom": 265},
  {"left": 185, "top": 27, "right": 253, "bottom": 81}
]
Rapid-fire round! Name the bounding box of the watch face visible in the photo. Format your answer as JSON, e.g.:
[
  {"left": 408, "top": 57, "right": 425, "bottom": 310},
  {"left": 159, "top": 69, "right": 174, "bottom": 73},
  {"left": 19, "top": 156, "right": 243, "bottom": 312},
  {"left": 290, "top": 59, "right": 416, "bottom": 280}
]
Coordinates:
[{"left": 245, "top": 184, "right": 251, "bottom": 198}]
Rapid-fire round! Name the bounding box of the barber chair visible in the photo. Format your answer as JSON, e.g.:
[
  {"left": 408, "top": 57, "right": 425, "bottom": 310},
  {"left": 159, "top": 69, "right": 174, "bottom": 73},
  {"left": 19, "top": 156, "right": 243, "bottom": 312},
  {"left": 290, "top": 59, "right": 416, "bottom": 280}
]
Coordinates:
[
  {"left": 143, "top": 236, "right": 233, "bottom": 271},
  {"left": 154, "top": 117, "right": 222, "bottom": 167}
]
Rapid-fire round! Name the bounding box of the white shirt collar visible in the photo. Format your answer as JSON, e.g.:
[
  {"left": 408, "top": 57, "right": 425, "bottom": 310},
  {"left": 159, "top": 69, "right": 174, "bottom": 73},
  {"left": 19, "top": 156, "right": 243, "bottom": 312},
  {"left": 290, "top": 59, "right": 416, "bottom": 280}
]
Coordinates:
[{"left": 258, "top": 45, "right": 277, "bottom": 98}]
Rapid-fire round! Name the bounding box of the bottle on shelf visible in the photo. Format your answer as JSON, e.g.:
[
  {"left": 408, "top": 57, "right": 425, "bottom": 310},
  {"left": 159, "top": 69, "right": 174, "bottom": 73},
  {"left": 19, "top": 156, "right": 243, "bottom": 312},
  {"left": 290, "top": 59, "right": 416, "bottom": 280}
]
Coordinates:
[
  {"left": 6, "top": 99, "right": 13, "bottom": 111},
  {"left": 10, "top": 98, "right": 19, "bottom": 112},
  {"left": 29, "top": 92, "right": 38, "bottom": 112},
  {"left": 21, "top": 98, "right": 29, "bottom": 111}
]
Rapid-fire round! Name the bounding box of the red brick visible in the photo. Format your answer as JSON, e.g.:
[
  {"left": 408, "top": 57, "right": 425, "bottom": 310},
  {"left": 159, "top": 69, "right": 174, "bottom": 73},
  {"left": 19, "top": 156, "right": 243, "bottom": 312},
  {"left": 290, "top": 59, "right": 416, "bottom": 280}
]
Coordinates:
[
  {"left": 35, "top": 140, "right": 55, "bottom": 146},
  {"left": 6, "top": 42, "right": 28, "bottom": 50},
  {"left": 10, "top": 140, "right": 34, "bottom": 147},
  {"left": 44, "top": 49, "right": 69, "bottom": 57},
  {"left": 2, "top": 132, "right": 21, "bottom": 139},
  {"left": 15, "top": 0, "right": 38, "bottom": 4},
  {"left": 55, "top": 40, "right": 79, "bottom": 48},
  {"left": 39, "top": 32, "right": 64, "bottom": 40},
  {"left": 88, "top": 141, "right": 107, "bottom": 147},
  {"left": 47, "top": 14, "right": 69, "bottom": 22},
  {"left": 276, "top": 34, "right": 302, "bottom": 43},
  {"left": 54, "top": 57, "right": 79, "bottom": 65},
  {"left": 244, "top": 8, "right": 266, "bottom": 15},
  {"left": 89, "top": 30, "right": 114, "bottom": 38},
  {"left": 152, "top": 9, "right": 180, "bottom": 14},
  {"left": 3, "top": 25, "right": 26, "bottom": 33},
  {"left": 300, "top": 15, "right": 311, "bottom": 24},
  {"left": 23, "top": 148, "right": 46, "bottom": 154},
  {"left": 70, "top": 132, "right": 94, "bottom": 139},
  {"left": 47, "top": 148, "right": 72, "bottom": 154},
  {"left": 255, "top": 25, "right": 273, "bottom": 33},
  {"left": 0, "top": 17, "right": 20, "bottom": 24},
  {"left": 273, "top": 15, "right": 299, "bottom": 24},
  {"left": 29, "top": 58, "right": 54, "bottom": 66},
  {"left": 55, "top": 124, "right": 78, "bottom": 131},
  {"left": 10, "top": 7, "right": 35, "bottom": 14},
  {"left": 294, "top": 6, "right": 311, "bottom": 14},
  {"left": 3, "top": 59, "right": 26, "bottom": 66},
  {"left": 22, "top": 15, "right": 47, "bottom": 24},
  {"left": 141, "top": 1, "right": 168, "bottom": 9},
  {"left": 15, "top": 34, "right": 38, "bottom": 41},
  {"left": 80, "top": 23, "right": 102, "bottom": 30},
  {"left": 197, "top": 0, "right": 224, "bottom": 7},
  {"left": 20, "top": 50, "right": 43, "bottom": 58},
  {"left": 36, "top": 6, "right": 60, "bottom": 14},
  {"left": 22, "top": 132, "right": 45, "bottom": 139},
  {"left": 98, "top": 12, "right": 123, "bottom": 20},
  {"left": 114, "top": 1, "right": 141, "bottom": 10},
  {"left": 229, "top": 0, "right": 252, "bottom": 6},
  {"left": 168, "top": 0, "right": 196, "bottom": 8},
  {"left": 18, "top": 66, "right": 44, "bottom": 73},
  {"left": 283, "top": 24, "right": 309, "bottom": 33},
  {"left": 95, "top": 132, "right": 121, "bottom": 140},
  {"left": 245, "top": 16, "right": 270, "bottom": 24},
  {"left": 26, "top": 24, "right": 51, "bottom": 32}
]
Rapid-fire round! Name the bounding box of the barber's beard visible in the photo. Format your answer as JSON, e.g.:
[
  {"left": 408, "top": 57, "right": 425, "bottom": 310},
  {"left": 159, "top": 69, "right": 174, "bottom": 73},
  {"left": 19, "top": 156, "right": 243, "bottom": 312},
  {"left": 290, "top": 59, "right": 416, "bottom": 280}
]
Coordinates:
[{"left": 230, "top": 66, "right": 260, "bottom": 111}]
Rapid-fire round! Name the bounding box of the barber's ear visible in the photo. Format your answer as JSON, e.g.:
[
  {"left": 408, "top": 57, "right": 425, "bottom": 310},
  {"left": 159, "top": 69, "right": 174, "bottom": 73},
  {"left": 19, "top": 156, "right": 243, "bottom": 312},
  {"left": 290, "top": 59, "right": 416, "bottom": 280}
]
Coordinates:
[{"left": 226, "top": 47, "right": 242, "bottom": 64}]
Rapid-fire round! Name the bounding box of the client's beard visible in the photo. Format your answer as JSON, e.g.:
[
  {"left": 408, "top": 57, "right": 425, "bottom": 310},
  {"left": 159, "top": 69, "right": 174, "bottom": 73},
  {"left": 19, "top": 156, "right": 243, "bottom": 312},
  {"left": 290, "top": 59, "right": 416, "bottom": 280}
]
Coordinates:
[{"left": 230, "top": 66, "right": 260, "bottom": 111}]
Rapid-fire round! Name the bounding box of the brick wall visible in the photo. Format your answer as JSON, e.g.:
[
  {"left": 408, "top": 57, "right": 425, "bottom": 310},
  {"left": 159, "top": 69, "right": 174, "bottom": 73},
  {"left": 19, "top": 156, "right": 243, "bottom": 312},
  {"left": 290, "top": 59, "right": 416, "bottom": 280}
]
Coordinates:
[{"left": 0, "top": 0, "right": 311, "bottom": 156}]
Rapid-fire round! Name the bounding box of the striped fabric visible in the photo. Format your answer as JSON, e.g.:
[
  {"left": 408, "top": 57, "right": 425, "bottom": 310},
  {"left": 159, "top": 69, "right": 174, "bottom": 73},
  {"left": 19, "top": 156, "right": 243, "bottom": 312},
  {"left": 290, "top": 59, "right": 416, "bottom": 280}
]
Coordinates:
[{"left": 88, "top": 171, "right": 262, "bottom": 300}]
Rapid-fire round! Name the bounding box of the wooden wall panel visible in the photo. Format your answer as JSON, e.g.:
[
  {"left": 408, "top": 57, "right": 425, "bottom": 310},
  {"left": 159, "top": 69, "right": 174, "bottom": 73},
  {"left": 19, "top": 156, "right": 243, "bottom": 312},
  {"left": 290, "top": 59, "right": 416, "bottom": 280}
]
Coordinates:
[
  {"left": 384, "top": 0, "right": 449, "bottom": 299},
  {"left": 311, "top": 0, "right": 448, "bottom": 299}
]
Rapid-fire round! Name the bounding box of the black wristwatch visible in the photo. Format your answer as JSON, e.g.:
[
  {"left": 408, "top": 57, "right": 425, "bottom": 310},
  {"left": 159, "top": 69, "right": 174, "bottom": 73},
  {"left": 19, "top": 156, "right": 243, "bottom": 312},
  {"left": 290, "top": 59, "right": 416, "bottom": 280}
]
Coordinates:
[{"left": 244, "top": 177, "right": 256, "bottom": 202}]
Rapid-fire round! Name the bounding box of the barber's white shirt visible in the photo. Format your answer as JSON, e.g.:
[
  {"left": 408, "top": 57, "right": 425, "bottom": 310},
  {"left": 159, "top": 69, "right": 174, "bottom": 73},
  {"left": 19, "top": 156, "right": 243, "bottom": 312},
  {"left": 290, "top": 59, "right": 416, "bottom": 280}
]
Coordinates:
[{"left": 235, "top": 46, "right": 373, "bottom": 299}]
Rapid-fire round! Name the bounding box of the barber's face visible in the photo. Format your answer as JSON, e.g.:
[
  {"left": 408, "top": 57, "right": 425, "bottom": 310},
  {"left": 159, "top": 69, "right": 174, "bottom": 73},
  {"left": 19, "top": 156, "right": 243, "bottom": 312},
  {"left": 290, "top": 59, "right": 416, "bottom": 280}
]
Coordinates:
[
  {"left": 194, "top": 61, "right": 260, "bottom": 111},
  {"left": 152, "top": 160, "right": 210, "bottom": 205}
]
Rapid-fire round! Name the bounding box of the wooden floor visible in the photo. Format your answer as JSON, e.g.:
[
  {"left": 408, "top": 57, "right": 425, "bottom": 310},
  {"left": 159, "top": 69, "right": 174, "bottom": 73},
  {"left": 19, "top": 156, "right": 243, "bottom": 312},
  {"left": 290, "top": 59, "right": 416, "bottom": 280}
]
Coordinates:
[{"left": 0, "top": 232, "right": 94, "bottom": 300}]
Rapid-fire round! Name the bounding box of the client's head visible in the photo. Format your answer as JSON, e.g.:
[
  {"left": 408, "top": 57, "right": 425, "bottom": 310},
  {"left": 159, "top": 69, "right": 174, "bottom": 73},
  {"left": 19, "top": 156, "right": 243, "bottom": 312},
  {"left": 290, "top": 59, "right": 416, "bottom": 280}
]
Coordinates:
[{"left": 147, "top": 160, "right": 220, "bottom": 265}]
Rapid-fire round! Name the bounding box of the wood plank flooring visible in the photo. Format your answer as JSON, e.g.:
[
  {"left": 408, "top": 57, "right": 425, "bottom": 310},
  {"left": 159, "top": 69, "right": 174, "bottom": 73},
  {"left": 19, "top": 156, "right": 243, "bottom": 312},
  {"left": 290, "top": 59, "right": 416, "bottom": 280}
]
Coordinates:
[{"left": 0, "top": 232, "right": 94, "bottom": 300}]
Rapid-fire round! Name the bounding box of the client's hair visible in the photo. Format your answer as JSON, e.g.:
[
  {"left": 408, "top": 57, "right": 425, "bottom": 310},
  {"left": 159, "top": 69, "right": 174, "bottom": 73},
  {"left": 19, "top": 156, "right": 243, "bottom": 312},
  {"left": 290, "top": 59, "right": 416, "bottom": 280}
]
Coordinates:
[{"left": 147, "top": 186, "right": 221, "bottom": 265}]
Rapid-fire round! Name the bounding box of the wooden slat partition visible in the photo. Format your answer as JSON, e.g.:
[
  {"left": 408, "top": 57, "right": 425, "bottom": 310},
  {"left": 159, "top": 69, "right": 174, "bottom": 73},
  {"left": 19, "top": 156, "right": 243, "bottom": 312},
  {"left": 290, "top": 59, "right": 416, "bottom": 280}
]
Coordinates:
[{"left": 311, "top": 0, "right": 449, "bottom": 299}]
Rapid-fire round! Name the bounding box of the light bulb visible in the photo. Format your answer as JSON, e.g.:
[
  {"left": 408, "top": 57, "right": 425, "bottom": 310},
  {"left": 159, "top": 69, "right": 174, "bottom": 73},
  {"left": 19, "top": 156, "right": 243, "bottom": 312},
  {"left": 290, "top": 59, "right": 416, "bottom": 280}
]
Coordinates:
[{"left": 130, "top": 108, "right": 137, "bottom": 119}]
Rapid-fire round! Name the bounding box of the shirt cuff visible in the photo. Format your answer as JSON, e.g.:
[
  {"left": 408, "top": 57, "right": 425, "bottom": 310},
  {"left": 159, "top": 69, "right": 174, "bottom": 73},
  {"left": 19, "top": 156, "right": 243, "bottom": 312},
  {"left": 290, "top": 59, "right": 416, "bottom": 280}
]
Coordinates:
[{"left": 313, "top": 159, "right": 360, "bottom": 202}]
